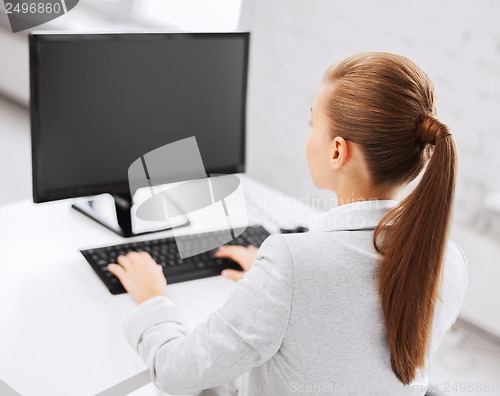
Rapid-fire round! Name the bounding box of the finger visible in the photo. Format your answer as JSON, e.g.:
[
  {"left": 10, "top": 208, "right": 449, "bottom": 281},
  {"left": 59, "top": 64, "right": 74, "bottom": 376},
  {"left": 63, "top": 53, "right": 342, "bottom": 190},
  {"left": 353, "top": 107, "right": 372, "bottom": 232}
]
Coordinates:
[
  {"left": 137, "top": 252, "right": 165, "bottom": 280},
  {"left": 247, "top": 245, "right": 258, "bottom": 252},
  {"left": 215, "top": 245, "right": 246, "bottom": 260},
  {"left": 107, "top": 263, "right": 126, "bottom": 279},
  {"left": 214, "top": 245, "right": 227, "bottom": 256},
  {"left": 239, "top": 259, "right": 254, "bottom": 273},
  {"left": 117, "top": 254, "right": 133, "bottom": 269},
  {"left": 221, "top": 269, "right": 244, "bottom": 281},
  {"left": 127, "top": 251, "right": 146, "bottom": 266},
  {"left": 139, "top": 251, "right": 158, "bottom": 266}
]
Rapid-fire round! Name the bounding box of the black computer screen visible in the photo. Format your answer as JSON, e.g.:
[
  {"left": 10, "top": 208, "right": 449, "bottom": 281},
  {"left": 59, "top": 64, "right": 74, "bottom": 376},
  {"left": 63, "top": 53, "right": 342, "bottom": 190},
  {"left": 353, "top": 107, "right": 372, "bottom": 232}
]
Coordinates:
[{"left": 30, "top": 32, "right": 249, "bottom": 203}]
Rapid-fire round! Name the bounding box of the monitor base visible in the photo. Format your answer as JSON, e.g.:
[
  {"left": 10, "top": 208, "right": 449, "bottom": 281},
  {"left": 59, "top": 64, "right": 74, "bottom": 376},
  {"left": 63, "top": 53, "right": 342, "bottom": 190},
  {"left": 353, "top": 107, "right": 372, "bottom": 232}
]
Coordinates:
[{"left": 72, "top": 193, "right": 190, "bottom": 238}]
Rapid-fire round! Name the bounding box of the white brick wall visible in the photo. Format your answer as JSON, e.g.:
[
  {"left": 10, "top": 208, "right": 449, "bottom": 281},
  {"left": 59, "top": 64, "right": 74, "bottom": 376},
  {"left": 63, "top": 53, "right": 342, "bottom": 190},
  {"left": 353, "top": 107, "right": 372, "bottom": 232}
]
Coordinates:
[{"left": 244, "top": 0, "right": 500, "bottom": 227}]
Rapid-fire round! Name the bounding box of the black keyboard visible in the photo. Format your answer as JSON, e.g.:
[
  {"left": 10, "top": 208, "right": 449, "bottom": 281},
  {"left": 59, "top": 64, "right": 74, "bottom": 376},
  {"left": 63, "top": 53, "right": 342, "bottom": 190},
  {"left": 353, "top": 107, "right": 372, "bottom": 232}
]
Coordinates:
[{"left": 80, "top": 225, "right": 271, "bottom": 295}]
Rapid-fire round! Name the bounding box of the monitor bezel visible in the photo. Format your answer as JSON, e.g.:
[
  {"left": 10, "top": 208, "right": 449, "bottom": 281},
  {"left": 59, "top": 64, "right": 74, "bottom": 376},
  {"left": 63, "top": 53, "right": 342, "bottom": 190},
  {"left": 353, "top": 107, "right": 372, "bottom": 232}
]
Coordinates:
[{"left": 30, "top": 31, "right": 249, "bottom": 203}]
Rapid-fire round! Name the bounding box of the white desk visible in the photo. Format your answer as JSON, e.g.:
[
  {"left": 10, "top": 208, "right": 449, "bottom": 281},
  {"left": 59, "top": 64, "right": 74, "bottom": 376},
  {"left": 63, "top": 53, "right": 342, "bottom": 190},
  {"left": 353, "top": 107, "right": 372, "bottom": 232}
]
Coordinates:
[{"left": 0, "top": 175, "right": 319, "bottom": 396}]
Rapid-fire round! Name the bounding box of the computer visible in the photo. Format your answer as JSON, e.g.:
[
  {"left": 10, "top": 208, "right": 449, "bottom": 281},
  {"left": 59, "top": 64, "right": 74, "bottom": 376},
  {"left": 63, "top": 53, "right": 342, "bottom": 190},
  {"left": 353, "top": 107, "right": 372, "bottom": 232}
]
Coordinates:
[{"left": 29, "top": 32, "right": 270, "bottom": 294}]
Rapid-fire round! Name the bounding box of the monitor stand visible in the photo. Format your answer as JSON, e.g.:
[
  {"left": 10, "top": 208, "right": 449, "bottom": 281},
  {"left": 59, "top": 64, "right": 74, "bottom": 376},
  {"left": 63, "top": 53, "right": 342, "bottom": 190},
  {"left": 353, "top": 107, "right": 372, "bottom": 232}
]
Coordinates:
[{"left": 72, "top": 193, "right": 190, "bottom": 237}]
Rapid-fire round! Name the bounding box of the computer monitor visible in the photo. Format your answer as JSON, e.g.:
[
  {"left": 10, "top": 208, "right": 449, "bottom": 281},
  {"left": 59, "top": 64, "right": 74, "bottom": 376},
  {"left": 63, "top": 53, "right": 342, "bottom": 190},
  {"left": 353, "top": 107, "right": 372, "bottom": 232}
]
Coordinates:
[{"left": 29, "top": 32, "right": 249, "bottom": 237}]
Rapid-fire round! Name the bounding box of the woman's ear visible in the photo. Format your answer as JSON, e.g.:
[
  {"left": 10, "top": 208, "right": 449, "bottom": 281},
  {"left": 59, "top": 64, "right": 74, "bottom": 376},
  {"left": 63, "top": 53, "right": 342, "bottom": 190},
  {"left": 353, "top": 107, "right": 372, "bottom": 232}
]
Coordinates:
[{"left": 329, "top": 136, "right": 349, "bottom": 170}]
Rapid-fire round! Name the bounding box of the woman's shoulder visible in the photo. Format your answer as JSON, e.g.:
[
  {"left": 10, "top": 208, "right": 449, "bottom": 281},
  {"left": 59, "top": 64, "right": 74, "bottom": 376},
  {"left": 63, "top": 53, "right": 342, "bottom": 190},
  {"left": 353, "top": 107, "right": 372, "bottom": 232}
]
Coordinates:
[
  {"left": 429, "top": 239, "right": 469, "bottom": 355},
  {"left": 260, "top": 231, "right": 340, "bottom": 259},
  {"left": 439, "top": 239, "right": 468, "bottom": 315},
  {"left": 445, "top": 239, "right": 469, "bottom": 280},
  {"left": 436, "top": 239, "right": 468, "bottom": 319},
  {"left": 258, "top": 230, "right": 370, "bottom": 274}
]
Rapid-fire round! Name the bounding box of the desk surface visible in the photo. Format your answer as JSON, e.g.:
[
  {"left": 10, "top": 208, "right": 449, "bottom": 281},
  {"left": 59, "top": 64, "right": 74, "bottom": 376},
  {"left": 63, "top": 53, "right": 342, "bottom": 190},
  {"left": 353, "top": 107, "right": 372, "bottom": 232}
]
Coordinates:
[{"left": 0, "top": 175, "right": 319, "bottom": 396}]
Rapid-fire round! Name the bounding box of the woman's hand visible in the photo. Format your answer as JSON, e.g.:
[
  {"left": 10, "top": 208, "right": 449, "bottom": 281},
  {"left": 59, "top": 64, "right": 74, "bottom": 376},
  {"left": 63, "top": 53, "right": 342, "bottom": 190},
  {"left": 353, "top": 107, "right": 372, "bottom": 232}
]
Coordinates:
[
  {"left": 107, "top": 252, "right": 167, "bottom": 304},
  {"left": 214, "top": 245, "right": 258, "bottom": 281}
]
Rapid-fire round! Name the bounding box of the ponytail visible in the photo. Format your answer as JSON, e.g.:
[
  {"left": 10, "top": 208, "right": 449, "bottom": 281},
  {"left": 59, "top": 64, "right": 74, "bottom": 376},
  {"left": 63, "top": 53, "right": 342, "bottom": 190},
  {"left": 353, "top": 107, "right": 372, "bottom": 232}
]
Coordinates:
[{"left": 373, "top": 114, "right": 457, "bottom": 384}]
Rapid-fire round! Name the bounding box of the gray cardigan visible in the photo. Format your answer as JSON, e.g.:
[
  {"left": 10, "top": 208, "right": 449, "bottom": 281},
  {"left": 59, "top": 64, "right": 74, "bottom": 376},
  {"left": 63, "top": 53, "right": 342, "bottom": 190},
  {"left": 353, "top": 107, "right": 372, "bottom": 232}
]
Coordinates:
[{"left": 122, "top": 200, "right": 468, "bottom": 396}]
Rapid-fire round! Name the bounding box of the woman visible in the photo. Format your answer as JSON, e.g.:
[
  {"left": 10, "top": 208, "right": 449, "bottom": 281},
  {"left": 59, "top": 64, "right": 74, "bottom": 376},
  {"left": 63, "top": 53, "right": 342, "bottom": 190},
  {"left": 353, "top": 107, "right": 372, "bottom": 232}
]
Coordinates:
[{"left": 107, "top": 52, "right": 468, "bottom": 395}]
